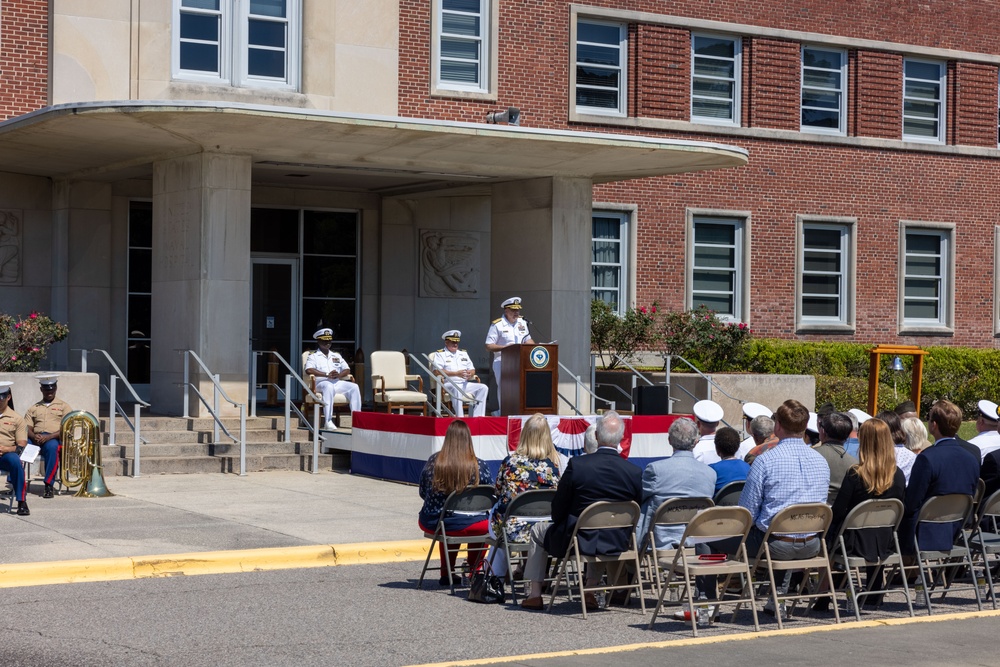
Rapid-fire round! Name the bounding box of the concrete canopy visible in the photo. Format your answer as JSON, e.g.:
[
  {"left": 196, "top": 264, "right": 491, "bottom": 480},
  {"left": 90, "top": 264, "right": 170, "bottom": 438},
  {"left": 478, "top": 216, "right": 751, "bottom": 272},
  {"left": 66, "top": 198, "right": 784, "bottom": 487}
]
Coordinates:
[{"left": 0, "top": 101, "right": 747, "bottom": 189}]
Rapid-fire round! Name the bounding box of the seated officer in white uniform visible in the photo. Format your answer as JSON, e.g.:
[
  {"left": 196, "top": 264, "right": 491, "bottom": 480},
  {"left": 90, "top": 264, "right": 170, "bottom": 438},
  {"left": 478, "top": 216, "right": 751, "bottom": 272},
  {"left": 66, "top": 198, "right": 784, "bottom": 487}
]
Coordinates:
[
  {"left": 432, "top": 330, "right": 488, "bottom": 418},
  {"left": 304, "top": 328, "right": 362, "bottom": 429},
  {"left": 484, "top": 296, "right": 534, "bottom": 413}
]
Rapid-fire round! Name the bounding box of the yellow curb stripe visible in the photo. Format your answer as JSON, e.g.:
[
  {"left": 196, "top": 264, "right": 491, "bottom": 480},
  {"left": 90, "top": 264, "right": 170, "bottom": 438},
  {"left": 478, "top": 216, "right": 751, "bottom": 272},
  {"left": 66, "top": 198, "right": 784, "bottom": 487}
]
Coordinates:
[
  {"left": 401, "top": 608, "right": 1000, "bottom": 667},
  {"left": 0, "top": 539, "right": 430, "bottom": 589}
]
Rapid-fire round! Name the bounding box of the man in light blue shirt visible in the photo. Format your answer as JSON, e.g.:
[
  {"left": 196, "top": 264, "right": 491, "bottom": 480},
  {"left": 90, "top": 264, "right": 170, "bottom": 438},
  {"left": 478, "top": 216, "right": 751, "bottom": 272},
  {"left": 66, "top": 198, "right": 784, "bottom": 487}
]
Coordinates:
[
  {"left": 739, "top": 399, "right": 830, "bottom": 560},
  {"left": 637, "top": 417, "right": 716, "bottom": 550}
]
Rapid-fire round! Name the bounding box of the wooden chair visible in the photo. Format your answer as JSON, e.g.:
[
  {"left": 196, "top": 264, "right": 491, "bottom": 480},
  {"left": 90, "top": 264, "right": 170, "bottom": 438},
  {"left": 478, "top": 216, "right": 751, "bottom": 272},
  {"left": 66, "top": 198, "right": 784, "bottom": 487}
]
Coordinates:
[
  {"left": 371, "top": 350, "right": 427, "bottom": 415},
  {"left": 648, "top": 505, "right": 760, "bottom": 636},
  {"left": 546, "top": 500, "right": 645, "bottom": 618}
]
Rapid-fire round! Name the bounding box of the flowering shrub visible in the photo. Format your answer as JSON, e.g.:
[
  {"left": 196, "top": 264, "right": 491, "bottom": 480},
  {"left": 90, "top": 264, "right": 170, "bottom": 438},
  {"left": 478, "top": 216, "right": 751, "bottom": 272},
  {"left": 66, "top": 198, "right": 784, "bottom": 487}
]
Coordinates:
[
  {"left": 659, "top": 306, "right": 752, "bottom": 372},
  {"left": 0, "top": 311, "right": 70, "bottom": 372},
  {"left": 590, "top": 299, "right": 659, "bottom": 370}
]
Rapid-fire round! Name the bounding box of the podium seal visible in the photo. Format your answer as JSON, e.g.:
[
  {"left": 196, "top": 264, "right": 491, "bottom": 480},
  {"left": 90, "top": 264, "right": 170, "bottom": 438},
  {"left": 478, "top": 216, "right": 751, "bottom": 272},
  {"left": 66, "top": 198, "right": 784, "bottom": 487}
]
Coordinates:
[{"left": 529, "top": 346, "right": 550, "bottom": 369}]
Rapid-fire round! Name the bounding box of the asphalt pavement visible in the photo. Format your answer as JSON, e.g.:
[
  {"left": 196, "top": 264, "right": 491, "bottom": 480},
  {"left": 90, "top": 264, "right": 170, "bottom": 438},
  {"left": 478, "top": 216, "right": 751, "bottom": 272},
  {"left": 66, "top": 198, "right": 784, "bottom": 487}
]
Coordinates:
[{"left": 1, "top": 470, "right": 998, "bottom": 667}]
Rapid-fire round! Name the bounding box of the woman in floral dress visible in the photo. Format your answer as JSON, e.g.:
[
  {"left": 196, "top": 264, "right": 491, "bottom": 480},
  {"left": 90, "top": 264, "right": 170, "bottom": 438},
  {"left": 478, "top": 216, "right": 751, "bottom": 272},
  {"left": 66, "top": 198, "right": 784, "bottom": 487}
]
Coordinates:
[{"left": 487, "top": 413, "right": 561, "bottom": 578}]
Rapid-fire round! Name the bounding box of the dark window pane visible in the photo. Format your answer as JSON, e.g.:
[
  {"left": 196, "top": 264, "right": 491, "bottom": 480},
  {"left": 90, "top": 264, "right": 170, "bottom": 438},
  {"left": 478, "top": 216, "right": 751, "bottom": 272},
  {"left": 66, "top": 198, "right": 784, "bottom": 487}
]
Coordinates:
[
  {"left": 183, "top": 0, "right": 220, "bottom": 9},
  {"left": 577, "top": 65, "right": 619, "bottom": 88},
  {"left": 248, "top": 48, "right": 286, "bottom": 78},
  {"left": 127, "top": 342, "right": 151, "bottom": 384},
  {"left": 303, "top": 210, "right": 357, "bottom": 255},
  {"left": 695, "top": 246, "right": 735, "bottom": 268},
  {"left": 694, "top": 36, "right": 735, "bottom": 58},
  {"left": 804, "top": 228, "right": 841, "bottom": 250},
  {"left": 180, "top": 42, "right": 219, "bottom": 72},
  {"left": 180, "top": 13, "right": 219, "bottom": 41},
  {"left": 441, "top": 37, "right": 479, "bottom": 60},
  {"left": 127, "top": 294, "right": 152, "bottom": 339},
  {"left": 129, "top": 201, "right": 152, "bottom": 247},
  {"left": 803, "top": 274, "right": 840, "bottom": 295},
  {"left": 692, "top": 294, "right": 733, "bottom": 314},
  {"left": 802, "top": 109, "right": 839, "bottom": 128},
  {"left": 441, "top": 61, "right": 479, "bottom": 83},
  {"left": 443, "top": 0, "right": 480, "bottom": 12},
  {"left": 250, "top": 0, "right": 285, "bottom": 18},
  {"left": 128, "top": 249, "right": 152, "bottom": 292},
  {"left": 803, "top": 252, "right": 840, "bottom": 273},
  {"left": 803, "top": 297, "right": 839, "bottom": 317},
  {"left": 905, "top": 60, "right": 940, "bottom": 80},
  {"left": 804, "top": 48, "right": 842, "bottom": 69},
  {"left": 303, "top": 256, "right": 356, "bottom": 299},
  {"left": 302, "top": 299, "right": 355, "bottom": 344},
  {"left": 578, "top": 43, "right": 619, "bottom": 66},
  {"left": 577, "top": 88, "right": 619, "bottom": 109},
  {"left": 578, "top": 22, "right": 620, "bottom": 45},
  {"left": 904, "top": 300, "right": 938, "bottom": 320},
  {"left": 250, "top": 208, "right": 299, "bottom": 253},
  {"left": 249, "top": 19, "right": 286, "bottom": 47},
  {"left": 694, "top": 222, "right": 735, "bottom": 245}
]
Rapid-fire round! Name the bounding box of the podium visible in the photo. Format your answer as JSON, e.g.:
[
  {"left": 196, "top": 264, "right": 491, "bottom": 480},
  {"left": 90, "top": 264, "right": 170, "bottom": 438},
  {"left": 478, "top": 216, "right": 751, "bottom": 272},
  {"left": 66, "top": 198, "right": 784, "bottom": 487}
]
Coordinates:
[{"left": 500, "top": 344, "right": 558, "bottom": 416}]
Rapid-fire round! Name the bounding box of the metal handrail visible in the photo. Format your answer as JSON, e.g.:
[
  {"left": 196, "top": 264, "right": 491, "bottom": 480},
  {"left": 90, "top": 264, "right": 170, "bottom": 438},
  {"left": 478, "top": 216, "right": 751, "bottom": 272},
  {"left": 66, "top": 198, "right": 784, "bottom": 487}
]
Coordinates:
[
  {"left": 405, "top": 354, "right": 449, "bottom": 417},
  {"left": 417, "top": 352, "right": 483, "bottom": 418},
  {"left": 611, "top": 355, "right": 656, "bottom": 387},
  {"left": 250, "top": 350, "right": 323, "bottom": 473},
  {"left": 665, "top": 354, "right": 743, "bottom": 403},
  {"left": 77, "top": 348, "right": 149, "bottom": 477},
  {"left": 178, "top": 349, "right": 247, "bottom": 476},
  {"left": 558, "top": 361, "right": 614, "bottom": 415}
]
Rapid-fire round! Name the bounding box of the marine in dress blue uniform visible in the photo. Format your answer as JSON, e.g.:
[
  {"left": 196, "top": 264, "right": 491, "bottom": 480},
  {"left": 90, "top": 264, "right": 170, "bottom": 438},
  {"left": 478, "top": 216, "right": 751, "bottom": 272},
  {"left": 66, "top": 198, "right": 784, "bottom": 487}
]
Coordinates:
[
  {"left": 304, "top": 328, "right": 362, "bottom": 428},
  {"left": 432, "top": 330, "right": 488, "bottom": 417},
  {"left": 484, "top": 297, "right": 533, "bottom": 414}
]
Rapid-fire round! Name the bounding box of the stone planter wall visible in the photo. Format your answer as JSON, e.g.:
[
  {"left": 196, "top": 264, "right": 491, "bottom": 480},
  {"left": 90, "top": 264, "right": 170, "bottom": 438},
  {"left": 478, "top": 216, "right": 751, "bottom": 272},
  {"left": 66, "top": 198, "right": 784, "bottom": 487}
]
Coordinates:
[{"left": 0, "top": 372, "right": 99, "bottom": 416}]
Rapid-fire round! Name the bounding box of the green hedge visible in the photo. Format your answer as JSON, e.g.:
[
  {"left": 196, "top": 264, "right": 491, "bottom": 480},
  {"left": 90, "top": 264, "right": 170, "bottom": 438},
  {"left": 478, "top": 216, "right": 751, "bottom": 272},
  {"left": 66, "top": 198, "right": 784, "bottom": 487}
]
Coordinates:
[{"left": 736, "top": 339, "right": 1000, "bottom": 419}]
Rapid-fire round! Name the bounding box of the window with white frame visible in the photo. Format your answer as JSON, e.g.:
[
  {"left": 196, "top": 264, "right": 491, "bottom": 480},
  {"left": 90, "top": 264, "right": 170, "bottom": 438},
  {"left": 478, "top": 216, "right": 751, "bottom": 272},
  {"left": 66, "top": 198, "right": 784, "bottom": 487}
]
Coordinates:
[
  {"left": 901, "top": 226, "right": 953, "bottom": 329},
  {"left": 903, "top": 59, "right": 945, "bottom": 142},
  {"left": 690, "top": 215, "right": 745, "bottom": 321},
  {"left": 575, "top": 20, "right": 627, "bottom": 116},
  {"left": 691, "top": 34, "right": 741, "bottom": 125},
  {"left": 435, "top": 0, "right": 490, "bottom": 93},
  {"left": 801, "top": 46, "right": 847, "bottom": 134},
  {"left": 174, "top": 0, "right": 301, "bottom": 89},
  {"left": 592, "top": 211, "right": 630, "bottom": 314},
  {"left": 798, "top": 221, "right": 854, "bottom": 328}
]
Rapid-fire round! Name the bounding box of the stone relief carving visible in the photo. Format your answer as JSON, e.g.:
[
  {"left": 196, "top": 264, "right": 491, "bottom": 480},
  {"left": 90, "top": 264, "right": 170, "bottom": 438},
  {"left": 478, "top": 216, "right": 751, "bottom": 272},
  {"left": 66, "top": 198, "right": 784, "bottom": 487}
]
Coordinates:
[
  {"left": 0, "top": 209, "right": 21, "bottom": 285},
  {"left": 419, "top": 230, "right": 479, "bottom": 298}
]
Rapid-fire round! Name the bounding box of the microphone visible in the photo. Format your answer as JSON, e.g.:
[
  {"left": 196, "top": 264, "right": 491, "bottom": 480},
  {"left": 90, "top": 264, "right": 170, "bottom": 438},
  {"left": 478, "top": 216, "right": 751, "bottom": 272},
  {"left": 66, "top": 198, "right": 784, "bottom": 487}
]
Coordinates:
[{"left": 522, "top": 318, "right": 551, "bottom": 345}]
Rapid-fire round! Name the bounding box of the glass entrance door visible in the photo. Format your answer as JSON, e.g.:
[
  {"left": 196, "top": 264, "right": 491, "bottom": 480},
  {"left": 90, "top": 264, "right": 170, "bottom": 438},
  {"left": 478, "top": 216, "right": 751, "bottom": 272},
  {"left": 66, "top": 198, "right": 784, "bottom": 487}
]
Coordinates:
[{"left": 251, "top": 259, "right": 299, "bottom": 401}]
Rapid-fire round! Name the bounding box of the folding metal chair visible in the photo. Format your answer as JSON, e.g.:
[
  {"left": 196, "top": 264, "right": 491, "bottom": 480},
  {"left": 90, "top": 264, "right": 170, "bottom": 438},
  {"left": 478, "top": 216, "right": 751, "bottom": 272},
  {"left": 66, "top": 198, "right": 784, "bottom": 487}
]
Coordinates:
[
  {"left": 546, "top": 500, "right": 645, "bottom": 618},
  {"left": 912, "top": 493, "right": 983, "bottom": 614},
  {"left": 647, "top": 505, "right": 760, "bottom": 637},
  {"left": 752, "top": 502, "right": 841, "bottom": 629},
  {"left": 828, "top": 498, "right": 914, "bottom": 621},
  {"left": 969, "top": 488, "right": 1000, "bottom": 610},
  {"left": 641, "top": 497, "right": 714, "bottom": 598},
  {"left": 493, "top": 488, "right": 556, "bottom": 603},
  {"left": 713, "top": 480, "right": 745, "bottom": 507},
  {"left": 416, "top": 485, "right": 496, "bottom": 593}
]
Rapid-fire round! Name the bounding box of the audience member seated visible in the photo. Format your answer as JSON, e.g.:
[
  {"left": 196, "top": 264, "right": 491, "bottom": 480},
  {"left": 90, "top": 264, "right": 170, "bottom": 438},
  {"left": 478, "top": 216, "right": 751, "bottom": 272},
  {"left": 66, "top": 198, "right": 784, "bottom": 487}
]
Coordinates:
[
  {"left": 743, "top": 414, "right": 778, "bottom": 465},
  {"left": 637, "top": 417, "right": 716, "bottom": 550},
  {"left": 692, "top": 400, "right": 724, "bottom": 464},
  {"left": 876, "top": 411, "right": 917, "bottom": 484},
  {"left": 519, "top": 411, "right": 641, "bottom": 611},
  {"left": 894, "top": 400, "right": 918, "bottom": 421},
  {"left": 844, "top": 409, "right": 871, "bottom": 457},
  {"left": 737, "top": 402, "right": 772, "bottom": 460},
  {"left": 813, "top": 418, "right": 905, "bottom": 611},
  {"left": 417, "top": 420, "right": 493, "bottom": 585},
  {"left": 485, "top": 413, "right": 560, "bottom": 578},
  {"left": 902, "top": 400, "right": 980, "bottom": 554},
  {"left": 901, "top": 417, "right": 932, "bottom": 455},
  {"left": 708, "top": 426, "right": 749, "bottom": 495},
  {"left": 968, "top": 399, "right": 1000, "bottom": 461},
  {"left": 812, "top": 412, "right": 858, "bottom": 505}
]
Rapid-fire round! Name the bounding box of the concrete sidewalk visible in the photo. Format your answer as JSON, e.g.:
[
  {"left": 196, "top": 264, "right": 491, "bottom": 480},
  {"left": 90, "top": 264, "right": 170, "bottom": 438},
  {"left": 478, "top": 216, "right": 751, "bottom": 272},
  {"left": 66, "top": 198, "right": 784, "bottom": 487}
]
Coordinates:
[{"left": 0, "top": 470, "right": 429, "bottom": 585}]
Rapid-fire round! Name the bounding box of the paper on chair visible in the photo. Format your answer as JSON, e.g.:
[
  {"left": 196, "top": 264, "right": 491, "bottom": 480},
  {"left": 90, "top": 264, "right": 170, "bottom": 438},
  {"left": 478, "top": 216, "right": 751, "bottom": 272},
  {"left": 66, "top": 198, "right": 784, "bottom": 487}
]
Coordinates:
[{"left": 19, "top": 444, "right": 40, "bottom": 463}]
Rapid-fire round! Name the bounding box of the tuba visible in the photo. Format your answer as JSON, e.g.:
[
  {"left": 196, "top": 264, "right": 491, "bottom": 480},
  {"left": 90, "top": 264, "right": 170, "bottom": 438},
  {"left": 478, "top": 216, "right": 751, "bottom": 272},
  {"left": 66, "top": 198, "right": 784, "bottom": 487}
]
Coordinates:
[{"left": 60, "top": 410, "right": 114, "bottom": 498}]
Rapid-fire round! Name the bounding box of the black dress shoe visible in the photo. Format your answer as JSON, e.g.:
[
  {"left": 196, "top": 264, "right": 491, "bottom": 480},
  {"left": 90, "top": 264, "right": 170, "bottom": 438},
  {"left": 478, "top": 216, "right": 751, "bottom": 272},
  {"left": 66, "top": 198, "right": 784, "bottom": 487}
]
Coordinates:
[
  {"left": 43, "top": 485, "right": 54, "bottom": 499},
  {"left": 16, "top": 501, "right": 29, "bottom": 516}
]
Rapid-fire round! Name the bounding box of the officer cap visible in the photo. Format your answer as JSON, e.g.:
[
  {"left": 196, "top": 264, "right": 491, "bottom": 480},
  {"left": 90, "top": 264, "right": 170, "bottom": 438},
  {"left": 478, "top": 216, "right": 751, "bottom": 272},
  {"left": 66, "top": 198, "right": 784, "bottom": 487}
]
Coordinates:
[
  {"left": 977, "top": 399, "right": 999, "bottom": 421},
  {"left": 693, "top": 399, "right": 724, "bottom": 423},
  {"left": 741, "top": 402, "right": 771, "bottom": 420},
  {"left": 0, "top": 381, "right": 11, "bottom": 396},
  {"left": 313, "top": 328, "right": 334, "bottom": 341},
  {"left": 848, "top": 408, "right": 872, "bottom": 424},
  {"left": 442, "top": 330, "right": 461, "bottom": 342},
  {"left": 501, "top": 297, "right": 522, "bottom": 310},
  {"left": 36, "top": 374, "right": 59, "bottom": 389}
]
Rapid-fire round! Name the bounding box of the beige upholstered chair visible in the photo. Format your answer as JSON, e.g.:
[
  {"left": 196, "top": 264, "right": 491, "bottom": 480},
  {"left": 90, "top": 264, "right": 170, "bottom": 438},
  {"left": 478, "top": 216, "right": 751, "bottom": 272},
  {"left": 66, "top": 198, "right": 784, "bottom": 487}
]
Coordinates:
[
  {"left": 370, "top": 350, "right": 427, "bottom": 415},
  {"left": 301, "top": 350, "right": 353, "bottom": 427}
]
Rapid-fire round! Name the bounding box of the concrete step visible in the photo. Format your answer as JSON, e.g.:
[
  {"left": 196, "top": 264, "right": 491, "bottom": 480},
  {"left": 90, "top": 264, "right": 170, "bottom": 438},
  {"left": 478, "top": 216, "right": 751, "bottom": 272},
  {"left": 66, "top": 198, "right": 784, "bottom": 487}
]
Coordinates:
[
  {"left": 112, "top": 454, "right": 334, "bottom": 476},
  {"left": 101, "top": 416, "right": 291, "bottom": 432},
  {"left": 101, "top": 429, "right": 309, "bottom": 445},
  {"left": 107, "top": 440, "right": 327, "bottom": 458}
]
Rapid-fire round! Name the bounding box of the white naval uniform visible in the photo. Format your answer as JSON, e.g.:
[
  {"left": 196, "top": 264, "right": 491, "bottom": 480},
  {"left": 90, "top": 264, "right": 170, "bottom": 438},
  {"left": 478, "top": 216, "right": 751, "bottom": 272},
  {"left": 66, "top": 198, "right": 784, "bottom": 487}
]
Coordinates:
[
  {"left": 693, "top": 434, "right": 721, "bottom": 465},
  {"left": 432, "top": 348, "right": 489, "bottom": 417},
  {"left": 305, "top": 349, "right": 362, "bottom": 417},
  {"left": 736, "top": 435, "right": 756, "bottom": 461},
  {"left": 969, "top": 429, "right": 1000, "bottom": 461},
  {"left": 485, "top": 315, "right": 531, "bottom": 411}
]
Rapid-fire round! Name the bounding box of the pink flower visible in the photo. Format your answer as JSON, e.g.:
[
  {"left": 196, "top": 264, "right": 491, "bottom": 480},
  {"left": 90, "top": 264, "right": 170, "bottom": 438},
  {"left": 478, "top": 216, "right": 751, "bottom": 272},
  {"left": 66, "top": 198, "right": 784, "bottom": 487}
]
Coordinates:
[
  {"left": 29, "top": 313, "right": 37, "bottom": 319},
  {"left": 14, "top": 322, "right": 20, "bottom": 329},
  {"left": 651, "top": 307, "right": 657, "bottom": 313},
  {"left": 31, "top": 347, "right": 39, "bottom": 352},
  {"left": 10, "top": 355, "right": 15, "bottom": 360},
  {"left": 639, "top": 306, "right": 647, "bottom": 314}
]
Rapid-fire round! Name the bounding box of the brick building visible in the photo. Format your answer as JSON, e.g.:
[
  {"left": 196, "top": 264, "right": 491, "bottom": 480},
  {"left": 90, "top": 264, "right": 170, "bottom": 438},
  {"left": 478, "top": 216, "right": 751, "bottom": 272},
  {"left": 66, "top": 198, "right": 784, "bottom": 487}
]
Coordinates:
[
  {"left": 1, "top": 1, "right": 996, "bottom": 417},
  {"left": 401, "top": 1, "right": 1000, "bottom": 346}
]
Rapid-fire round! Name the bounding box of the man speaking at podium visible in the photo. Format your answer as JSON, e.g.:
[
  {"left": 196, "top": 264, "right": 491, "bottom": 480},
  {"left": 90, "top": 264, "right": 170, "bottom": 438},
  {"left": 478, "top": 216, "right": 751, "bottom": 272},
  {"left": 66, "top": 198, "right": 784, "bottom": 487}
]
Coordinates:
[{"left": 484, "top": 296, "right": 534, "bottom": 414}]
